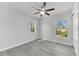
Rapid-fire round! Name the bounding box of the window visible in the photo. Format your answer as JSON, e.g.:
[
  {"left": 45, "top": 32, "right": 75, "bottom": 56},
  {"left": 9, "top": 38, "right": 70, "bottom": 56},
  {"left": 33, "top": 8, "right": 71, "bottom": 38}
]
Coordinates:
[
  {"left": 56, "top": 19, "right": 68, "bottom": 38},
  {"left": 31, "top": 22, "right": 36, "bottom": 32}
]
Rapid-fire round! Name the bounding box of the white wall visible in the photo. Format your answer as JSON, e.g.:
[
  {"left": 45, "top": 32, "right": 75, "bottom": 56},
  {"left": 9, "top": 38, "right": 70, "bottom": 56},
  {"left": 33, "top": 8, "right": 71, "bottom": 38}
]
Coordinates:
[
  {"left": 41, "top": 10, "right": 73, "bottom": 46},
  {"left": 0, "top": 5, "right": 40, "bottom": 51},
  {"left": 72, "top": 2, "right": 78, "bottom": 56},
  {"left": 78, "top": 5, "right": 79, "bottom": 55}
]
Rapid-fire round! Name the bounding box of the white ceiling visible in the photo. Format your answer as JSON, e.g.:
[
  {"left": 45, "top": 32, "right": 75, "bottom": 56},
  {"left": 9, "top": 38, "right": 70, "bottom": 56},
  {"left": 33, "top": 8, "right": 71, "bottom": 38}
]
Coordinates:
[{"left": 0, "top": 2, "right": 74, "bottom": 18}]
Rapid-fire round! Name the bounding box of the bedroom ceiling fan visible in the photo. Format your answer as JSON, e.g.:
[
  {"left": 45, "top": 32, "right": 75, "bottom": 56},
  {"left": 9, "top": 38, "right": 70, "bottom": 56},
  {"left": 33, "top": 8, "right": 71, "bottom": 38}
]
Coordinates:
[{"left": 32, "top": 2, "right": 55, "bottom": 17}]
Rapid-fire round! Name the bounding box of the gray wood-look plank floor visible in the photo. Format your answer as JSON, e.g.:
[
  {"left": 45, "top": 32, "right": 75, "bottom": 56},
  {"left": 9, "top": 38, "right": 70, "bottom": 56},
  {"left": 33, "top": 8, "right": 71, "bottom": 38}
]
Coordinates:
[{"left": 0, "top": 40, "right": 75, "bottom": 56}]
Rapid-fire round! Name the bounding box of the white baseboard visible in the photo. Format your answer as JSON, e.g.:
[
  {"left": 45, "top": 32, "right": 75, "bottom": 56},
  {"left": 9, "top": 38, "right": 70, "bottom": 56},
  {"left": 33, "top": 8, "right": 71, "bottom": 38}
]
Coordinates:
[
  {"left": 47, "top": 40, "right": 73, "bottom": 47},
  {"left": 0, "top": 39, "right": 37, "bottom": 52}
]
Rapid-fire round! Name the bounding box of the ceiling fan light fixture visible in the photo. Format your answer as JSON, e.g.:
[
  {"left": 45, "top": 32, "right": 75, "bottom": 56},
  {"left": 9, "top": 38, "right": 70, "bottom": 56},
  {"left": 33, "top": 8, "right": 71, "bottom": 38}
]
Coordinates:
[
  {"left": 41, "top": 8, "right": 45, "bottom": 11},
  {"left": 40, "top": 11, "right": 45, "bottom": 15}
]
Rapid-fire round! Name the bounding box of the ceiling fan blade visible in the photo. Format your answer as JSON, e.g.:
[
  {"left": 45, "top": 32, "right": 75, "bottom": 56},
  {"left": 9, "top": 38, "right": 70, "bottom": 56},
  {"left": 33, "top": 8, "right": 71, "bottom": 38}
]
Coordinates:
[
  {"left": 45, "top": 13, "right": 50, "bottom": 16},
  {"left": 34, "top": 12, "right": 40, "bottom": 14},
  {"left": 43, "top": 2, "right": 46, "bottom": 8},
  {"left": 40, "top": 14, "right": 43, "bottom": 17},
  {"left": 46, "top": 8, "right": 55, "bottom": 12},
  {"left": 36, "top": 9, "right": 40, "bottom": 11},
  {"left": 32, "top": 7, "right": 41, "bottom": 11}
]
